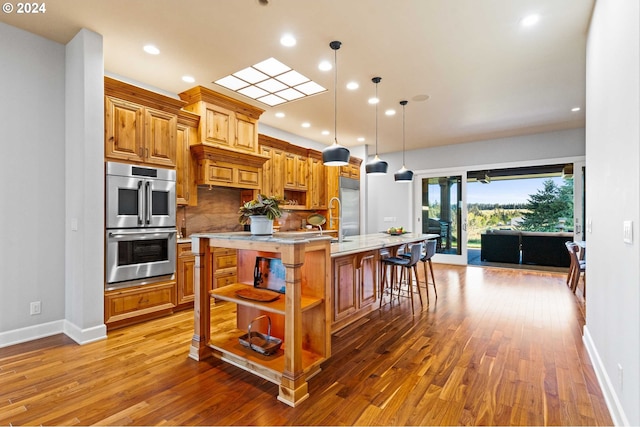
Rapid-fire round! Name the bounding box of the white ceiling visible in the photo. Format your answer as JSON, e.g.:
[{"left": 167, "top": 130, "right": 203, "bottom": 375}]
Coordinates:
[{"left": 0, "top": 0, "right": 594, "bottom": 154}]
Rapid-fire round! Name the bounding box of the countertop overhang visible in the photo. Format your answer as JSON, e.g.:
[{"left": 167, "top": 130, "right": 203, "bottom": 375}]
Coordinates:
[{"left": 190, "top": 232, "right": 439, "bottom": 256}]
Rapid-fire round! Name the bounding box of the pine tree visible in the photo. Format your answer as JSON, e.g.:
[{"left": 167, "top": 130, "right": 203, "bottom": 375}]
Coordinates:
[{"left": 520, "top": 179, "right": 573, "bottom": 231}]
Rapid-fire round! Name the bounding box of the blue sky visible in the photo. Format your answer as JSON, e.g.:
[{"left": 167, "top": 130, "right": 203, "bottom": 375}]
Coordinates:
[{"left": 467, "top": 177, "right": 565, "bottom": 205}]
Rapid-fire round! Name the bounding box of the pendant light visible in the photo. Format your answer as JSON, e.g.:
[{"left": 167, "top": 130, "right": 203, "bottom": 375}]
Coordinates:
[
  {"left": 394, "top": 100, "right": 414, "bottom": 182},
  {"left": 365, "top": 77, "right": 388, "bottom": 175},
  {"left": 322, "top": 40, "right": 350, "bottom": 166}
]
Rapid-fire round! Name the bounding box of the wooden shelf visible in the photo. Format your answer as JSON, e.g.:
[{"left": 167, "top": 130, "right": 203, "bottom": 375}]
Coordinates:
[
  {"left": 209, "top": 283, "right": 323, "bottom": 314},
  {"left": 207, "top": 328, "right": 324, "bottom": 385}
]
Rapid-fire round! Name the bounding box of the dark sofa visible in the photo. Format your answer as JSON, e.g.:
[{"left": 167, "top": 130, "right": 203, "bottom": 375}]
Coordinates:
[
  {"left": 480, "top": 230, "right": 573, "bottom": 267},
  {"left": 520, "top": 232, "right": 573, "bottom": 267},
  {"left": 481, "top": 231, "right": 521, "bottom": 263}
]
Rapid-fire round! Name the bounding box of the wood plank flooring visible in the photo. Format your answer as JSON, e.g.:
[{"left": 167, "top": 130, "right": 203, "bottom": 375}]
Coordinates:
[{"left": 0, "top": 265, "right": 611, "bottom": 425}]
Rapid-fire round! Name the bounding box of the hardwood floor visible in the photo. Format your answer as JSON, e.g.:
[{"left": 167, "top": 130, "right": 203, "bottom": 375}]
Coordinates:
[{"left": 0, "top": 265, "right": 611, "bottom": 426}]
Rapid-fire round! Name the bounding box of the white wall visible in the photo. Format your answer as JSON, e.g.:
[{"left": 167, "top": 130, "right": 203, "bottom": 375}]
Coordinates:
[
  {"left": 584, "top": 1, "right": 639, "bottom": 425},
  {"left": 0, "top": 23, "right": 66, "bottom": 342},
  {"left": 365, "top": 128, "right": 585, "bottom": 233},
  {"left": 0, "top": 23, "right": 106, "bottom": 347}
]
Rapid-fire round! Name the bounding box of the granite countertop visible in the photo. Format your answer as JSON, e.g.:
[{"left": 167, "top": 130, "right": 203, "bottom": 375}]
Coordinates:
[
  {"left": 327, "top": 232, "right": 440, "bottom": 257},
  {"left": 189, "top": 231, "right": 439, "bottom": 256}
]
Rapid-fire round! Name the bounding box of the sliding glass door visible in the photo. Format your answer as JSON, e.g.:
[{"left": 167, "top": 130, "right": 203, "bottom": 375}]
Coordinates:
[{"left": 414, "top": 172, "right": 467, "bottom": 265}]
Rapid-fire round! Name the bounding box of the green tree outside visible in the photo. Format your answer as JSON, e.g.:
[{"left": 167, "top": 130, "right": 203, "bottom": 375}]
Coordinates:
[{"left": 520, "top": 179, "right": 573, "bottom": 231}]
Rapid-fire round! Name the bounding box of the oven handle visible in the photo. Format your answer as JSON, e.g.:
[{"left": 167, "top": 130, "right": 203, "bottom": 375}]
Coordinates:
[
  {"left": 145, "top": 180, "right": 152, "bottom": 225},
  {"left": 137, "top": 180, "right": 144, "bottom": 225},
  {"left": 108, "top": 230, "right": 177, "bottom": 238}
]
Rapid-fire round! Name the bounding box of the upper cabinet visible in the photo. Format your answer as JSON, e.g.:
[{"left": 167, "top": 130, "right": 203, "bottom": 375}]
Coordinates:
[
  {"left": 104, "top": 77, "right": 185, "bottom": 168},
  {"left": 179, "top": 86, "right": 264, "bottom": 155},
  {"left": 176, "top": 111, "right": 200, "bottom": 206}
]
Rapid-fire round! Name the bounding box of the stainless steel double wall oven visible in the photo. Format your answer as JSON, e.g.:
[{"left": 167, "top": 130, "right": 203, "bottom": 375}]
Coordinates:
[{"left": 105, "top": 162, "right": 177, "bottom": 290}]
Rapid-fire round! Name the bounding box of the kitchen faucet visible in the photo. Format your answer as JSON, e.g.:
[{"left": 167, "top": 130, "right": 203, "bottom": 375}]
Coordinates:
[{"left": 328, "top": 197, "right": 343, "bottom": 243}]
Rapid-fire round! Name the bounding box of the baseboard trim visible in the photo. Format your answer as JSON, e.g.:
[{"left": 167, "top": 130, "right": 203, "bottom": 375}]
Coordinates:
[
  {"left": 0, "top": 320, "right": 107, "bottom": 348},
  {"left": 63, "top": 320, "right": 107, "bottom": 345},
  {"left": 583, "top": 325, "right": 629, "bottom": 426},
  {"left": 0, "top": 320, "right": 65, "bottom": 348}
]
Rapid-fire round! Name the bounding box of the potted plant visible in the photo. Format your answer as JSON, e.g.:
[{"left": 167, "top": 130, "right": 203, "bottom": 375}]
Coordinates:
[{"left": 238, "top": 194, "right": 284, "bottom": 235}]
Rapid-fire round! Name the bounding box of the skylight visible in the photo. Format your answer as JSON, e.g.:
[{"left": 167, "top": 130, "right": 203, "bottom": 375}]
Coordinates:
[{"left": 214, "top": 57, "right": 326, "bottom": 107}]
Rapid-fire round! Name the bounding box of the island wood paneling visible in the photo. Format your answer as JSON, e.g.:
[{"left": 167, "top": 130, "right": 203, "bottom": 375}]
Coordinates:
[{"left": 0, "top": 265, "right": 612, "bottom": 426}]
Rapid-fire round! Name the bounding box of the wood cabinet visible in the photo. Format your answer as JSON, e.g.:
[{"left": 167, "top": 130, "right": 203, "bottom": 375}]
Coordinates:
[
  {"left": 104, "top": 279, "right": 177, "bottom": 329},
  {"left": 284, "top": 152, "right": 308, "bottom": 190},
  {"left": 179, "top": 86, "right": 264, "bottom": 155},
  {"left": 176, "top": 111, "right": 199, "bottom": 206},
  {"left": 308, "top": 154, "right": 327, "bottom": 209},
  {"left": 177, "top": 242, "right": 195, "bottom": 308},
  {"left": 331, "top": 250, "right": 379, "bottom": 332},
  {"left": 190, "top": 235, "right": 331, "bottom": 407},
  {"left": 260, "top": 145, "right": 286, "bottom": 198},
  {"left": 340, "top": 162, "right": 361, "bottom": 180},
  {"left": 104, "top": 77, "right": 185, "bottom": 168},
  {"left": 212, "top": 248, "right": 237, "bottom": 289}
]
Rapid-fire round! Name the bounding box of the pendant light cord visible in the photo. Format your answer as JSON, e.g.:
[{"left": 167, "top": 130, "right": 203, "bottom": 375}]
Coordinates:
[
  {"left": 401, "top": 100, "right": 408, "bottom": 166},
  {"left": 375, "top": 80, "right": 379, "bottom": 155},
  {"left": 334, "top": 46, "right": 338, "bottom": 145}
]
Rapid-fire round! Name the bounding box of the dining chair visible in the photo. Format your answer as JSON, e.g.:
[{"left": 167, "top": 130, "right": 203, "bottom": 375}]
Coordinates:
[{"left": 565, "top": 241, "right": 586, "bottom": 295}]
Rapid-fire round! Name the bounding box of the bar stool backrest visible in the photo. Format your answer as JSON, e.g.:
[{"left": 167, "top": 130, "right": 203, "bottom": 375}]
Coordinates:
[
  {"left": 408, "top": 242, "right": 423, "bottom": 267},
  {"left": 423, "top": 239, "right": 437, "bottom": 261}
]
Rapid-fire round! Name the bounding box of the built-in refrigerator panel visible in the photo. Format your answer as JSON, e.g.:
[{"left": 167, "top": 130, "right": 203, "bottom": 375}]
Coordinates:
[{"left": 339, "top": 177, "right": 360, "bottom": 236}]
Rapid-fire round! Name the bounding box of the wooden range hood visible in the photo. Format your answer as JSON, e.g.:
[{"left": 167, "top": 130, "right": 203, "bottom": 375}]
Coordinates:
[{"left": 180, "top": 86, "right": 269, "bottom": 190}]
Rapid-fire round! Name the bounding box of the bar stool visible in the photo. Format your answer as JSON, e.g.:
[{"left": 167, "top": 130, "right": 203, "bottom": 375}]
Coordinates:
[
  {"left": 380, "top": 242, "right": 423, "bottom": 314},
  {"left": 565, "top": 241, "right": 586, "bottom": 295},
  {"left": 403, "top": 239, "right": 438, "bottom": 304}
]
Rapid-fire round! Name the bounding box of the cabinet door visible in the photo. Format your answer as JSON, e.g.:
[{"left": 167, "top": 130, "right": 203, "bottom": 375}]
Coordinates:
[
  {"left": 284, "top": 153, "right": 296, "bottom": 189},
  {"left": 105, "top": 96, "right": 145, "bottom": 163},
  {"left": 203, "top": 103, "right": 234, "bottom": 146},
  {"left": 234, "top": 113, "right": 258, "bottom": 153},
  {"left": 358, "top": 251, "right": 378, "bottom": 308},
  {"left": 271, "top": 148, "right": 286, "bottom": 196},
  {"left": 260, "top": 146, "right": 274, "bottom": 196},
  {"left": 177, "top": 247, "right": 195, "bottom": 306},
  {"left": 176, "top": 124, "right": 191, "bottom": 205},
  {"left": 333, "top": 255, "right": 357, "bottom": 322},
  {"left": 144, "top": 108, "right": 177, "bottom": 167},
  {"left": 309, "top": 157, "right": 326, "bottom": 209},
  {"left": 296, "top": 155, "right": 309, "bottom": 189}
]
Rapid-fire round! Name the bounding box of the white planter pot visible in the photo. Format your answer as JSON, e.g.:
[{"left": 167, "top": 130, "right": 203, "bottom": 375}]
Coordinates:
[{"left": 249, "top": 215, "right": 274, "bottom": 235}]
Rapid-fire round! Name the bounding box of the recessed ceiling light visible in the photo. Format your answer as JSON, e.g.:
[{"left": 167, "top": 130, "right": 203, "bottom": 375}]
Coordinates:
[
  {"left": 182, "top": 75, "right": 195, "bottom": 83},
  {"left": 521, "top": 14, "right": 540, "bottom": 27},
  {"left": 346, "top": 82, "right": 359, "bottom": 90},
  {"left": 571, "top": 107, "right": 581, "bottom": 112},
  {"left": 295, "top": 81, "right": 325, "bottom": 95},
  {"left": 321, "top": 130, "right": 330, "bottom": 135},
  {"left": 276, "top": 88, "right": 305, "bottom": 100},
  {"left": 385, "top": 109, "right": 396, "bottom": 116},
  {"left": 357, "top": 137, "right": 365, "bottom": 142},
  {"left": 238, "top": 85, "right": 269, "bottom": 99},
  {"left": 256, "top": 78, "right": 288, "bottom": 93},
  {"left": 368, "top": 97, "right": 379, "bottom": 105},
  {"left": 318, "top": 61, "right": 332, "bottom": 71},
  {"left": 280, "top": 34, "right": 296, "bottom": 47},
  {"left": 301, "top": 122, "right": 311, "bottom": 128},
  {"left": 257, "top": 94, "right": 286, "bottom": 106},
  {"left": 143, "top": 45, "right": 160, "bottom": 55},
  {"left": 234, "top": 67, "right": 269, "bottom": 84},
  {"left": 215, "top": 75, "right": 250, "bottom": 91},
  {"left": 275, "top": 112, "right": 285, "bottom": 118}
]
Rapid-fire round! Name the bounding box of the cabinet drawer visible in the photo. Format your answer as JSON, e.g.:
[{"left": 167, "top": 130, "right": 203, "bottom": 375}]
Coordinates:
[
  {"left": 214, "top": 270, "right": 237, "bottom": 288},
  {"left": 178, "top": 242, "right": 192, "bottom": 257},
  {"left": 105, "top": 281, "right": 176, "bottom": 325},
  {"left": 214, "top": 248, "right": 237, "bottom": 269}
]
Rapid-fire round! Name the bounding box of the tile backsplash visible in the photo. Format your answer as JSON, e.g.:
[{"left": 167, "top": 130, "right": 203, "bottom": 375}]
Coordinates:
[{"left": 182, "top": 186, "right": 323, "bottom": 236}]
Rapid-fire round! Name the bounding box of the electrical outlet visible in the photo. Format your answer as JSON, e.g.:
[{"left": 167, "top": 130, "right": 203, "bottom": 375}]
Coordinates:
[{"left": 30, "top": 301, "right": 41, "bottom": 315}]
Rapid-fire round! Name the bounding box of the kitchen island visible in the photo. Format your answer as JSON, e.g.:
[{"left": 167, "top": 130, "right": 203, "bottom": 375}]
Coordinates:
[
  {"left": 189, "top": 231, "right": 435, "bottom": 405},
  {"left": 329, "top": 232, "right": 439, "bottom": 331}
]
